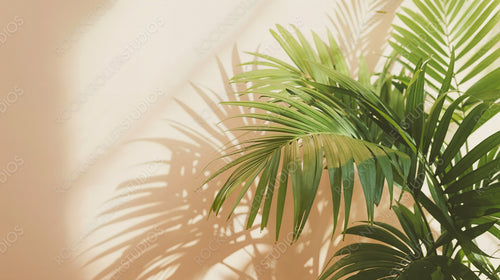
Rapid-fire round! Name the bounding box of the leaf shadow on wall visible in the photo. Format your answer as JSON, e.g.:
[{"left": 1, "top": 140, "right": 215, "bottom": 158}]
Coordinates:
[
  {"left": 79, "top": 45, "right": 400, "bottom": 280},
  {"left": 329, "top": 0, "right": 402, "bottom": 72}
]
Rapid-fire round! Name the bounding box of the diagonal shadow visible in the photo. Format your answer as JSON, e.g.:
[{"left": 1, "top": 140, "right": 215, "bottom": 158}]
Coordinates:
[
  {"left": 329, "top": 0, "right": 402, "bottom": 73},
  {"left": 79, "top": 44, "right": 401, "bottom": 280}
]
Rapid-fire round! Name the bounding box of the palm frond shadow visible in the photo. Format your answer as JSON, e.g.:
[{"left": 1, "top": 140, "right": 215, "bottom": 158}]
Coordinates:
[
  {"left": 329, "top": 0, "right": 402, "bottom": 72},
  {"left": 80, "top": 46, "right": 376, "bottom": 280},
  {"left": 81, "top": 48, "right": 352, "bottom": 280}
]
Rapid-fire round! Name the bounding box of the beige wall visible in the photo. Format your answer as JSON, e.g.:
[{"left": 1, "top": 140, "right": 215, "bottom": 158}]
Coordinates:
[{"left": 0, "top": 0, "right": 497, "bottom": 279}]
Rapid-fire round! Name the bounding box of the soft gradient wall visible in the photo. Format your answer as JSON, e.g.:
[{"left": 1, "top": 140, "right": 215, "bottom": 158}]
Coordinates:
[{"left": 0, "top": 0, "right": 497, "bottom": 279}]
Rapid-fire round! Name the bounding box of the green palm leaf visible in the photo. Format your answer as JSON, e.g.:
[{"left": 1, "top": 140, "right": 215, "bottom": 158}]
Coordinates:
[
  {"left": 416, "top": 70, "right": 500, "bottom": 278},
  {"left": 201, "top": 23, "right": 417, "bottom": 242},
  {"left": 204, "top": 89, "right": 410, "bottom": 241},
  {"left": 200, "top": 1, "right": 500, "bottom": 278},
  {"left": 391, "top": 0, "right": 500, "bottom": 90},
  {"left": 319, "top": 204, "right": 480, "bottom": 280}
]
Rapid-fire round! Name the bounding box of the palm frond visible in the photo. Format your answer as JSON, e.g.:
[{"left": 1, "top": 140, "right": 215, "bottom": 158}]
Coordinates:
[
  {"left": 200, "top": 2, "right": 500, "bottom": 278},
  {"left": 206, "top": 85, "right": 410, "bottom": 242},
  {"left": 414, "top": 68, "right": 500, "bottom": 279},
  {"left": 319, "top": 204, "right": 479, "bottom": 280},
  {"left": 391, "top": 0, "right": 500, "bottom": 90},
  {"left": 329, "top": 0, "right": 401, "bottom": 73}
]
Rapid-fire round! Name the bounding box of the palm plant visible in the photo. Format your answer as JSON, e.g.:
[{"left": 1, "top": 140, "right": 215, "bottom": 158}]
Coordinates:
[{"left": 201, "top": 0, "right": 500, "bottom": 279}]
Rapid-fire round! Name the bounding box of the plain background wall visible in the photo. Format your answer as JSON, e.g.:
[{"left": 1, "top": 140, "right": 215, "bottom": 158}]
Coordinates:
[{"left": 0, "top": 0, "right": 497, "bottom": 279}]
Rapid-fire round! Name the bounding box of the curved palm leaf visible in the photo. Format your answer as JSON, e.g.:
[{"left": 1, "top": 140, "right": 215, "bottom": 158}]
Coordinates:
[
  {"left": 202, "top": 1, "right": 500, "bottom": 278},
  {"left": 205, "top": 86, "right": 410, "bottom": 242},
  {"left": 203, "top": 24, "right": 412, "bottom": 242},
  {"left": 418, "top": 69, "right": 500, "bottom": 279},
  {"left": 319, "top": 204, "right": 480, "bottom": 280},
  {"left": 391, "top": 0, "right": 500, "bottom": 91},
  {"left": 379, "top": 49, "right": 500, "bottom": 278}
]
